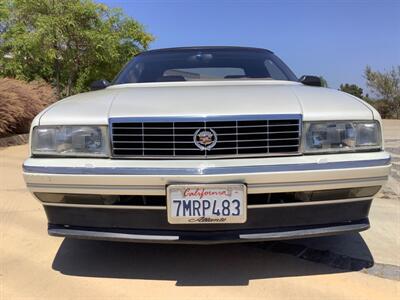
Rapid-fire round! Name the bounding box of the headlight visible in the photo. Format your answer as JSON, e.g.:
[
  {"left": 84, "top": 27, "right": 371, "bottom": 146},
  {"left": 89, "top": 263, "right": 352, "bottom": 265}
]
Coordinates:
[
  {"left": 32, "top": 126, "right": 109, "bottom": 157},
  {"left": 302, "top": 121, "right": 381, "bottom": 153}
]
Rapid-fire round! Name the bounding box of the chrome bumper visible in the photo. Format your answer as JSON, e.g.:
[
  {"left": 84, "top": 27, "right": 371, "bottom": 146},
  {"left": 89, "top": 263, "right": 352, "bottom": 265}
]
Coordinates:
[
  {"left": 24, "top": 152, "right": 389, "bottom": 243},
  {"left": 23, "top": 152, "right": 391, "bottom": 196}
]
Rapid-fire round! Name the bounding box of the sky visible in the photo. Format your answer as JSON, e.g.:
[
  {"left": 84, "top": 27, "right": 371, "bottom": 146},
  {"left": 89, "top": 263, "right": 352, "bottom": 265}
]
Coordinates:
[{"left": 102, "top": 0, "right": 400, "bottom": 93}]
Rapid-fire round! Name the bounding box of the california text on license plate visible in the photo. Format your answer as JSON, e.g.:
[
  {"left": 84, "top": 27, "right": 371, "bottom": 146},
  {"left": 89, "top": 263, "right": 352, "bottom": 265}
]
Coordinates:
[{"left": 167, "top": 184, "right": 247, "bottom": 224}]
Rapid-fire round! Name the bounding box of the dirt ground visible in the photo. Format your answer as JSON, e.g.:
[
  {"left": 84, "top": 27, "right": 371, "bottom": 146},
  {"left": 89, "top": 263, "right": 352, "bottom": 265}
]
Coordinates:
[{"left": 0, "top": 120, "right": 399, "bottom": 300}]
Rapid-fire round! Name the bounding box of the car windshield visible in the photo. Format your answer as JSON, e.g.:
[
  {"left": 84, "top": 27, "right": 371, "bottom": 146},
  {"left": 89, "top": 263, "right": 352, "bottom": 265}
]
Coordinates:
[{"left": 113, "top": 48, "right": 298, "bottom": 84}]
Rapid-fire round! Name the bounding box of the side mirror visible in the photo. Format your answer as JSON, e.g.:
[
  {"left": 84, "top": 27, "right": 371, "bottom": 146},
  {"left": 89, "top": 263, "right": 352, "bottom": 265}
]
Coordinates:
[
  {"left": 299, "top": 75, "right": 322, "bottom": 87},
  {"left": 90, "top": 79, "right": 110, "bottom": 91}
]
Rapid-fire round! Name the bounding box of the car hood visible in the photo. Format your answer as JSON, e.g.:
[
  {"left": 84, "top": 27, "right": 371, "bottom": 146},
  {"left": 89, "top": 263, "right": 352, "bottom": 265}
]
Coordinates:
[{"left": 39, "top": 80, "right": 374, "bottom": 125}]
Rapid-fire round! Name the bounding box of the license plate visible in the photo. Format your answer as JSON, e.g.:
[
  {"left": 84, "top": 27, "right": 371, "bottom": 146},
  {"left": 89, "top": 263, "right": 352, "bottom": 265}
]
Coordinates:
[{"left": 167, "top": 184, "right": 247, "bottom": 224}]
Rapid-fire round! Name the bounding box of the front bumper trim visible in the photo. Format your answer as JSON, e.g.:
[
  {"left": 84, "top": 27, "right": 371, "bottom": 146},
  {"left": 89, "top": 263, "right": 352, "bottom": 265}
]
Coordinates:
[
  {"left": 50, "top": 227, "right": 179, "bottom": 241},
  {"left": 23, "top": 157, "right": 390, "bottom": 176},
  {"left": 239, "top": 222, "right": 369, "bottom": 240},
  {"left": 48, "top": 220, "right": 370, "bottom": 244},
  {"left": 28, "top": 176, "right": 387, "bottom": 197},
  {"left": 40, "top": 196, "right": 372, "bottom": 210}
]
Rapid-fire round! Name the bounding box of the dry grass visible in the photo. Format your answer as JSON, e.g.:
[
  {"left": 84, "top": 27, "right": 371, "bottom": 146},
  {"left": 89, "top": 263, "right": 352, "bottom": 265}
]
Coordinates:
[{"left": 0, "top": 78, "right": 56, "bottom": 137}]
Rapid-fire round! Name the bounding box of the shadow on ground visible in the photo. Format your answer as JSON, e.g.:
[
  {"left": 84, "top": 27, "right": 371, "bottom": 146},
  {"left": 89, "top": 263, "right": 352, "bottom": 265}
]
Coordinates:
[{"left": 52, "top": 233, "right": 373, "bottom": 286}]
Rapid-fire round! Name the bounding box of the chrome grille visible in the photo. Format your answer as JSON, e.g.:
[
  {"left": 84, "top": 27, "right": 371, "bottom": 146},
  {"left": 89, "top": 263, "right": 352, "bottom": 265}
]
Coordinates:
[{"left": 110, "top": 115, "right": 301, "bottom": 159}]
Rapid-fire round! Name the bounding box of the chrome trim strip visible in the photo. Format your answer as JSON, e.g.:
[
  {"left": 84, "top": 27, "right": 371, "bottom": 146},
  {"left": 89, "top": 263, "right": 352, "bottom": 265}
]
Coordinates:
[
  {"left": 109, "top": 114, "right": 303, "bottom": 123},
  {"left": 28, "top": 183, "right": 165, "bottom": 191},
  {"left": 239, "top": 223, "right": 370, "bottom": 240},
  {"left": 48, "top": 222, "right": 369, "bottom": 243},
  {"left": 23, "top": 158, "right": 391, "bottom": 175},
  {"left": 41, "top": 197, "right": 372, "bottom": 210},
  {"left": 43, "top": 202, "right": 166, "bottom": 210},
  {"left": 247, "top": 197, "right": 372, "bottom": 209},
  {"left": 248, "top": 176, "right": 387, "bottom": 190},
  {"left": 49, "top": 228, "right": 179, "bottom": 241},
  {"left": 27, "top": 176, "right": 387, "bottom": 193}
]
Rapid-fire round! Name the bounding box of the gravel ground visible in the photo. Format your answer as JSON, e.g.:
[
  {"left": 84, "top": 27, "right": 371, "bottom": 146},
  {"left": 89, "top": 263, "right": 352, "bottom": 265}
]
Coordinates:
[{"left": 0, "top": 120, "right": 399, "bottom": 300}]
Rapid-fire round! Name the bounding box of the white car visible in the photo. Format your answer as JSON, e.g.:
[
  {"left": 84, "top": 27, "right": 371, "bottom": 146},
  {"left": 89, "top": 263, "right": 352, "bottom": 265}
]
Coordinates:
[{"left": 23, "top": 46, "right": 391, "bottom": 244}]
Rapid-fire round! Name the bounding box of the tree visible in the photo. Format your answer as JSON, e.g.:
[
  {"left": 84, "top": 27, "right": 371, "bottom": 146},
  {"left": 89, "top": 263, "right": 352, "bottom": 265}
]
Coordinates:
[
  {"left": 339, "top": 83, "right": 363, "bottom": 98},
  {"left": 365, "top": 66, "right": 400, "bottom": 119},
  {"left": 0, "top": 0, "right": 153, "bottom": 98},
  {"left": 0, "top": 1, "right": 8, "bottom": 34}
]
